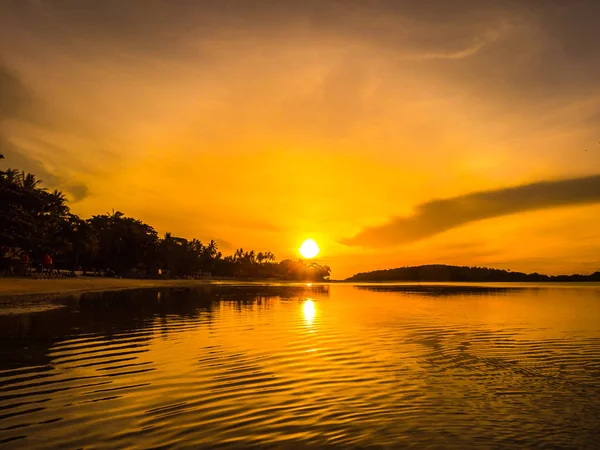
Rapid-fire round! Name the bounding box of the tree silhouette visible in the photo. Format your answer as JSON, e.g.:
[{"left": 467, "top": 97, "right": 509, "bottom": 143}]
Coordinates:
[{"left": 0, "top": 158, "right": 333, "bottom": 280}]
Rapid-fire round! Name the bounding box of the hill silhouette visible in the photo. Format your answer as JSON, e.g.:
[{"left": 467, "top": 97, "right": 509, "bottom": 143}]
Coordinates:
[{"left": 346, "top": 264, "right": 600, "bottom": 282}]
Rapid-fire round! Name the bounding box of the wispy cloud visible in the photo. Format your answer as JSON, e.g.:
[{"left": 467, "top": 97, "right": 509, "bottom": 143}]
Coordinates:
[
  {"left": 342, "top": 175, "right": 600, "bottom": 247},
  {"left": 414, "top": 41, "right": 488, "bottom": 60}
]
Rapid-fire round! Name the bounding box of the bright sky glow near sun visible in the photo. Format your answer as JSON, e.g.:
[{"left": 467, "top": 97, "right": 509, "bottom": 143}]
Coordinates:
[{"left": 1, "top": 1, "right": 600, "bottom": 278}]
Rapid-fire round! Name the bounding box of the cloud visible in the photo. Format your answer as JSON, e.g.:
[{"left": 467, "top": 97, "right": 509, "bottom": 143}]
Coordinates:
[
  {"left": 0, "top": 63, "right": 32, "bottom": 121},
  {"left": 412, "top": 41, "right": 488, "bottom": 60},
  {"left": 0, "top": 63, "right": 90, "bottom": 202},
  {"left": 65, "top": 182, "right": 89, "bottom": 202},
  {"left": 342, "top": 174, "right": 600, "bottom": 247},
  {"left": 215, "top": 239, "right": 234, "bottom": 252},
  {"left": 1, "top": 139, "right": 91, "bottom": 202}
]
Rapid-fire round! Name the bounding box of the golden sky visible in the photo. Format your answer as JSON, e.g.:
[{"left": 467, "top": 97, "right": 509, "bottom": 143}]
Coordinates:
[{"left": 1, "top": 1, "right": 600, "bottom": 278}]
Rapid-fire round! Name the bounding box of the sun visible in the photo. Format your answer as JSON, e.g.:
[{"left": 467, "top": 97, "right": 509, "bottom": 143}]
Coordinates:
[{"left": 299, "top": 238, "right": 320, "bottom": 259}]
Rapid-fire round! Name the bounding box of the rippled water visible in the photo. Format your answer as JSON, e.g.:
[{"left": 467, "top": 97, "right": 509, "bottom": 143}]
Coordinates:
[{"left": 1, "top": 283, "right": 600, "bottom": 448}]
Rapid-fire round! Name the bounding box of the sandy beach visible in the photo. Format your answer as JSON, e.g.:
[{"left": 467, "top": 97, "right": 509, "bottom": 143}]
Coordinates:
[{"left": 0, "top": 276, "right": 215, "bottom": 297}]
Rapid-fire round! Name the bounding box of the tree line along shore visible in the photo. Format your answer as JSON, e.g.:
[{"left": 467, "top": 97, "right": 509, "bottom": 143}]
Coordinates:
[{"left": 0, "top": 156, "right": 331, "bottom": 281}]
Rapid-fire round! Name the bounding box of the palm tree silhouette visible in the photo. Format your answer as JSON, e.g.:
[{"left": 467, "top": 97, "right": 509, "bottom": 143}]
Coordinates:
[{"left": 20, "top": 171, "right": 43, "bottom": 191}]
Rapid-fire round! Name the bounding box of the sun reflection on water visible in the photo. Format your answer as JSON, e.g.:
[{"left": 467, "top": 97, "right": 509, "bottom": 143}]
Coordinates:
[{"left": 303, "top": 298, "right": 316, "bottom": 324}]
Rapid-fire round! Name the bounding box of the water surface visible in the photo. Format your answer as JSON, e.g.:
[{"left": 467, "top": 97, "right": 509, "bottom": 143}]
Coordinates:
[{"left": 1, "top": 283, "right": 600, "bottom": 448}]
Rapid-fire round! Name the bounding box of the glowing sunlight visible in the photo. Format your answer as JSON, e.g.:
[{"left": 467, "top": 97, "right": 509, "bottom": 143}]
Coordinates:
[{"left": 299, "top": 239, "right": 320, "bottom": 259}]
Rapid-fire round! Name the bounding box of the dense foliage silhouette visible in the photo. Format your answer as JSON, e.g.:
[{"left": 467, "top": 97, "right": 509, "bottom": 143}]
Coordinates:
[{"left": 0, "top": 163, "right": 330, "bottom": 280}]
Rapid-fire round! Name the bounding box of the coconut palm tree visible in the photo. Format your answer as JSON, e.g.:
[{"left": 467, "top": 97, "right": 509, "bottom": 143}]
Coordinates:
[
  {"left": 206, "top": 240, "right": 218, "bottom": 258},
  {"left": 20, "top": 171, "right": 43, "bottom": 191},
  {"left": 2, "top": 168, "right": 20, "bottom": 184},
  {"left": 48, "top": 189, "right": 69, "bottom": 215}
]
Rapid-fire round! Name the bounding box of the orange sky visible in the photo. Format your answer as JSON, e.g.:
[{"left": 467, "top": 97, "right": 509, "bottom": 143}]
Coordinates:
[{"left": 1, "top": 1, "right": 600, "bottom": 278}]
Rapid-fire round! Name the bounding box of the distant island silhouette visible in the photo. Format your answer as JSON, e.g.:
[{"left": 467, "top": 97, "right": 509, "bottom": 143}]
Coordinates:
[{"left": 346, "top": 264, "right": 600, "bottom": 282}]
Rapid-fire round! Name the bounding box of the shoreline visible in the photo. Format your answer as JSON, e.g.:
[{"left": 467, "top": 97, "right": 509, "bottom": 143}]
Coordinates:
[
  {"left": 0, "top": 277, "right": 333, "bottom": 298},
  {"left": 0, "top": 277, "right": 222, "bottom": 298},
  {"left": 2, "top": 276, "right": 599, "bottom": 299}
]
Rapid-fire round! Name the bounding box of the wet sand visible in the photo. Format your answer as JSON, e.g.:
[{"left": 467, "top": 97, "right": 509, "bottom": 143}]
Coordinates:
[{"left": 0, "top": 277, "right": 213, "bottom": 297}]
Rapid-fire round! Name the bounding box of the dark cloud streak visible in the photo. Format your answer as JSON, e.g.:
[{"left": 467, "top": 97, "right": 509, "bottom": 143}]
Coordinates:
[
  {"left": 0, "top": 63, "right": 89, "bottom": 202},
  {"left": 0, "top": 63, "right": 32, "bottom": 121},
  {"left": 342, "top": 174, "right": 600, "bottom": 247}
]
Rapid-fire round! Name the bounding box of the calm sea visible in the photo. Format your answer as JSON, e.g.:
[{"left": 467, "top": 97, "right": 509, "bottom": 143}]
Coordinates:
[{"left": 1, "top": 283, "right": 600, "bottom": 448}]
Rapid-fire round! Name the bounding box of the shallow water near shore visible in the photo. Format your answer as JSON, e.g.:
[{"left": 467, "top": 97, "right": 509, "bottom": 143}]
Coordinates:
[{"left": 1, "top": 283, "right": 600, "bottom": 448}]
